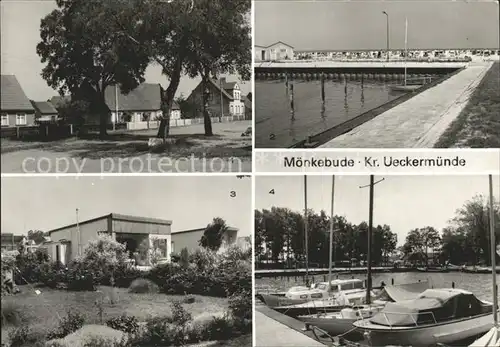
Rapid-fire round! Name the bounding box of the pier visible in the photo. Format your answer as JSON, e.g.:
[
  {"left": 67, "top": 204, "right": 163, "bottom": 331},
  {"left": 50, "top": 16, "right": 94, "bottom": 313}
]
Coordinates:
[
  {"left": 255, "top": 305, "right": 325, "bottom": 347},
  {"left": 319, "top": 62, "right": 492, "bottom": 148}
]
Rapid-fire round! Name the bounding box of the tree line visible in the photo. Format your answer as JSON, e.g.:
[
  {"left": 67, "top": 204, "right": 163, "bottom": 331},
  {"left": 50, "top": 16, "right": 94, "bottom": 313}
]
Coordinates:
[
  {"left": 255, "top": 195, "right": 500, "bottom": 269},
  {"left": 254, "top": 208, "right": 398, "bottom": 268},
  {"left": 37, "top": 0, "right": 250, "bottom": 139},
  {"left": 402, "top": 195, "right": 500, "bottom": 266}
]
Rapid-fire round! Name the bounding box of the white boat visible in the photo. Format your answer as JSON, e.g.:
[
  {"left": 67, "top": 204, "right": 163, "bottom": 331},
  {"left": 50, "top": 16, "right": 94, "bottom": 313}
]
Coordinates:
[
  {"left": 262, "top": 278, "right": 367, "bottom": 312},
  {"left": 298, "top": 281, "right": 431, "bottom": 339},
  {"left": 469, "top": 326, "right": 500, "bottom": 347},
  {"left": 353, "top": 288, "right": 498, "bottom": 346}
]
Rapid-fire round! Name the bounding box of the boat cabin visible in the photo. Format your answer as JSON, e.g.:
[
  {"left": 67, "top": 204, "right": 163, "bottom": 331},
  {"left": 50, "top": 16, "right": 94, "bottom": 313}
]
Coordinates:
[
  {"left": 285, "top": 278, "right": 364, "bottom": 300},
  {"left": 368, "top": 288, "right": 493, "bottom": 327}
]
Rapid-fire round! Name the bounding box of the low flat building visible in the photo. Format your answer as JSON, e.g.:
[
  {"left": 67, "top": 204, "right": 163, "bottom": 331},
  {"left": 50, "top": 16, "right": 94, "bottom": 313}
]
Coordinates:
[
  {"left": 46, "top": 213, "right": 172, "bottom": 265},
  {"left": 1, "top": 233, "right": 24, "bottom": 251},
  {"left": 31, "top": 100, "right": 59, "bottom": 122},
  {"left": 171, "top": 226, "right": 239, "bottom": 254},
  {"left": 255, "top": 41, "right": 295, "bottom": 61}
]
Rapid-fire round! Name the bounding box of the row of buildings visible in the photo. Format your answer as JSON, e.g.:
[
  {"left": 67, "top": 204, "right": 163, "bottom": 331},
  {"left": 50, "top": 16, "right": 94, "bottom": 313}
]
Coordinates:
[
  {"left": 0, "top": 75, "right": 251, "bottom": 128},
  {"left": 254, "top": 41, "right": 499, "bottom": 62},
  {"left": 1, "top": 213, "right": 250, "bottom": 266}
]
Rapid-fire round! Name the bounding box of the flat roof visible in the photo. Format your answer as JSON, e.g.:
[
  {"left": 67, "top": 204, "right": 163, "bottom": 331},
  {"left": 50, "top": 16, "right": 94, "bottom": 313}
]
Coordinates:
[
  {"left": 173, "top": 226, "right": 239, "bottom": 235},
  {"left": 48, "top": 213, "right": 172, "bottom": 235}
]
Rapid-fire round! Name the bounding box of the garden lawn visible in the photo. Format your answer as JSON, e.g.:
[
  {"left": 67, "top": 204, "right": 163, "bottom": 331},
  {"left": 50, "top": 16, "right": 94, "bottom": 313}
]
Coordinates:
[
  {"left": 435, "top": 61, "right": 500, "bottom": 148},
  {"left": 1, "top": 285, "right": 228, "bottom": 345}
]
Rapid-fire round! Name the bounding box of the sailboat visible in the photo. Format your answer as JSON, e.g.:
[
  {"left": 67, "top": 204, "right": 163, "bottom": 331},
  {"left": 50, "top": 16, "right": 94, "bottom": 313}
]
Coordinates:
[
  {"left": 468, "top": 175, "right": 499, "bottom": 347},
  {"left": 354, "top": 175, "right": 499, "bottom": 347},
  {"left": 390, "top": 17, "right": 421, "bottom": 92}
]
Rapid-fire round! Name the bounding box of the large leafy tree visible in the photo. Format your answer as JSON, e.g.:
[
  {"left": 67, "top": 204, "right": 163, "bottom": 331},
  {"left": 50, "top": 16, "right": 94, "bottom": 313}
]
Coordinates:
[
  {"left": 199, "top": 217, "right": 229, "bottom": 251},
  {"left": 37, "top": 0, "right": 150, "bottom": 137},
  {"left": 403, "top": 227, "right": 441, "bottom": 266},
  {"left": 185, "top": 0, "right": 251, "bottom": 136}
]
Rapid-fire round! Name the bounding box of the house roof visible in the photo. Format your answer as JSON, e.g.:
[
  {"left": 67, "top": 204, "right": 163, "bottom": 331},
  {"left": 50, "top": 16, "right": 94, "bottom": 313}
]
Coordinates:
[
  {"left": 31, "top": 101, "right": 58, "bottom": 115},
  {"left": 172, "top": 226, "right": 239, "bottom": 236},
  {"left": 49, "top": 96, "right": 71, "bottom": 109},
  {"left": 105, "top": 83, "right": 162, "bottom": 112},
  {"left": 172, "top": 100, "right": 180, "bottom": 110},
  {"left": 1, "top": 75, "right": 35, "bottom": 112},
  {"left": 209, "top": 79, "right": 234, "bottom": 100},
  {"left": 48, "top": 213, "right": 172, "bottom": 235},
  {"left": 256, "top": 41, "right": 295, "bottom": 49}
]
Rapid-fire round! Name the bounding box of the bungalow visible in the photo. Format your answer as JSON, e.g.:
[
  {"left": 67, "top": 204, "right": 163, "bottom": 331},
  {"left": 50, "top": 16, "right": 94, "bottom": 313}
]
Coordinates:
[
  {"left": 255, "top": 41, "right": 295, "bottom": 61},
  {"left": 1, "top": 75, "right": 36, "bottom": 127},
  {"left": 185, "top": 77, "right": 245, "bottom": 118},
  {"left": 45, "top": 213, "right": 172, "bottom": 265},
  {"left": 105, "top": 83, "right": 164, "bottom": 123},
  {"left": 171, "top": 226, "right": 239, "bottom": 254},
  {"left": 31, "top": 100, "right": 59, "bottom": 122}
]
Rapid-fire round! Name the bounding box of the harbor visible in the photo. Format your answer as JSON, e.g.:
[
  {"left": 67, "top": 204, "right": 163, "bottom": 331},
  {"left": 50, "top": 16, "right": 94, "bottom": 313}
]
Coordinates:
[{"left": 254, "top": 175, "right": 499, "bottom": 346}]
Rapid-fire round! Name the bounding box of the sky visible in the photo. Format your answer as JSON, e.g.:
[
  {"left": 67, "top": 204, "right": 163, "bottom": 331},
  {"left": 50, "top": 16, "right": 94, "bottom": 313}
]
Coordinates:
[
  {"left": 0, "top": 0, "right": 251, "bottom": 101},
  {"left": 1, "top": 176, "right": 252, "bottom": 237},
  {"left": 255, "top": 0, "right": 500, "bottom": 51},
  {"left": 256, "top": 175, "right": 500, "bottom": 246}
]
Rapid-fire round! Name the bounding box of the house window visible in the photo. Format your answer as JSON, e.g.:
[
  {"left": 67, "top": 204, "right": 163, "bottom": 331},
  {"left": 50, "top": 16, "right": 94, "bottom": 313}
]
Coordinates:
[
  {"left": 153, "top": 238, "right": 168, "bottom": 258},
  {"left": 55, "top": 245, "right": 61, "bottom": 263},
  {"left": 171, "top": 241, "right": 175, "bottom": 254},
  {"left": 16, "top": 114, "right": 27, "bottom": 125},
  {"left": 230, "top": 105, "right": 234, "bottom": 114},
  {"left": 1, "top": 114, "right": 8, "bottom": 126}
]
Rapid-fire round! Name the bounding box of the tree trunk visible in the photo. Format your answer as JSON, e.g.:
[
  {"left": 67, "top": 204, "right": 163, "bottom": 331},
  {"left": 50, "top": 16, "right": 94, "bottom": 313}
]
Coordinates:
[
  {"left": 202, "top": 75, "right": 213, "bottom": 136},
  {"left": 157, "top": 56, "right": 184, "bottom": 140},
  {"left": 98, "top": 91, "right": 109, "bottom": 139}
]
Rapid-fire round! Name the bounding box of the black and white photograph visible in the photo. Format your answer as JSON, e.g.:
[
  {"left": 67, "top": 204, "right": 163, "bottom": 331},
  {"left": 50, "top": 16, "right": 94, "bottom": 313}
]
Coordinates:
[
  {"left": 1, "top": 0, "right": 251, "bottom": 173},
  {"left": 254, "top": 175, "right": 499, "bottom": 347},
  {"left": 0, "top": 175, "right": 252, "bottom": 346},
  {"left": 254, "top": 0, "right": 500, "bottom": 149}
]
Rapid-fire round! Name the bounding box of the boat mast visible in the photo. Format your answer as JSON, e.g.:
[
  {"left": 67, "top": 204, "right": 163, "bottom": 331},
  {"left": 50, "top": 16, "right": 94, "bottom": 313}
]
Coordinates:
[
  {"left": 304, "top": 175, "right": 309, "bottom": 286},
  {"left": 366, "top": 175, "right": 374, "bottom": 304},
  {"left": 404, "top": 17, "right": 408, "bottom": 86},
  {"left": 328, "top": 175, "right": 335, "bottom": 285},
  {"left": 488, "top": 175, "right": 498, "bottom": 326}
]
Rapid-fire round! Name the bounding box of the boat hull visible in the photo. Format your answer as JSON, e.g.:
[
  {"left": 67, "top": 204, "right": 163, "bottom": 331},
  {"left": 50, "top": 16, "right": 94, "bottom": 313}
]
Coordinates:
[
  {"left": 274, "top": 304, "right": 348, "bottom": 317},
  {"left": 259, "top": 293, "right": 308, "bottom": 308},
  {"left": 298, "top": 316, "right": 364, "bottom": 340},
  {"left": 355, "top": 313, "right": 496, "bottom": 347}
]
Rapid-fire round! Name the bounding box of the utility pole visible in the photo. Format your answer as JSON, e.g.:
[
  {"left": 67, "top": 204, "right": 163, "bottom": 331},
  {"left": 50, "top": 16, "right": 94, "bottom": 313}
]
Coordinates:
[
  {"left": 220, "top": 78, "right": 223, "bottom": 121},
  {"left": 328, "top": 175, "right": 335, "bottom": 285},
  {"left": 114, "top": 84, "right": 118, "bottom": 131},
  {"left": 304, "top": 175, "right": 309, "bottom": 286},
  {"left": 488, "top": 175, "right": 498, "bottom": 326},
  {"left": 359, "top": 175, "right": 385, "bottom": 304},
  {"left": 382, "top": 11, "right": 390, "bottom": 62},
  {"left": 76, "top": 208, "right": 81, "bottom": 256}
]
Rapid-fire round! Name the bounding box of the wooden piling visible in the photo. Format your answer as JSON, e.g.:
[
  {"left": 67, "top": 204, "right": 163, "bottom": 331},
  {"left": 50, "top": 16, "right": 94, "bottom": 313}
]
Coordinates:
[
  {"left": 320, "top": 73, "right": 325, "bottom": 104},
  {"left": 391, "top": 278, "right": 394, "bottom": 285},
  {"left": 289, "top": 84, "right": 295, "bottom": 113}
]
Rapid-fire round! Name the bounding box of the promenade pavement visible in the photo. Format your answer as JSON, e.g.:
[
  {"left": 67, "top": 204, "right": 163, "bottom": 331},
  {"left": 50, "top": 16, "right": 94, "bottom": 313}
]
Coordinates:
[
  {"left": 255, "top": 310, "right": 325, "bottom": 347},
  {"left": 320, "top": 62, "right": 493, "bottom": 148}
]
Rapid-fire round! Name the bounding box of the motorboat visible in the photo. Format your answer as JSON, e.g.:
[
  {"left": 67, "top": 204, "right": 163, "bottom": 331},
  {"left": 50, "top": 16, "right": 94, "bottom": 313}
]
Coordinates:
[
  {"left": 273, "top": 284, "right": 376, "bottom": 317},
  {"left": 469, "top": 326, "right": 500, "bottom": 347},
  {"left": 260, "top": 278, "right": 365, "bottom": 309},
  {"left": 353, "top": 288, "right": 498, "bottom": 346},
  {"left": 298, "top": 281, "right": 431, "bottom": 340},
  {"left": 417, "top": 266, "right": 450, "bottom": 273}
]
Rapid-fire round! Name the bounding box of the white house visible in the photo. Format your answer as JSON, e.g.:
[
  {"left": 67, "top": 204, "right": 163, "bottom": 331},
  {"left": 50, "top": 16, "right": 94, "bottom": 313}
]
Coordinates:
[{"left": 254, "top": 41, "right": 295, "bottom": 61}]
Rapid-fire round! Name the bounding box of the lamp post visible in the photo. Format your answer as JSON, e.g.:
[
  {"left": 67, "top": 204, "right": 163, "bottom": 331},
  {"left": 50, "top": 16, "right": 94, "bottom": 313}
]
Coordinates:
[{"left": 382, "top": 11, "right": 390, "bottom": 61}]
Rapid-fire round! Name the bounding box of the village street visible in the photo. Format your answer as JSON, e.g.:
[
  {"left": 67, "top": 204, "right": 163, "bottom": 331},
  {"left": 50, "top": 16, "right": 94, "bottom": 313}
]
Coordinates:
[{"left": 1, "top": 121, "right": 251, "bottom": 173}]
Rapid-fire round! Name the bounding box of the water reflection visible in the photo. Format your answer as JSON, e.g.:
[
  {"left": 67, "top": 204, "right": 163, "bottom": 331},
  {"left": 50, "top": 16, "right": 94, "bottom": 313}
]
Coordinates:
[{"left": 255, "top": 79, "right": 403, "bottom": 148}]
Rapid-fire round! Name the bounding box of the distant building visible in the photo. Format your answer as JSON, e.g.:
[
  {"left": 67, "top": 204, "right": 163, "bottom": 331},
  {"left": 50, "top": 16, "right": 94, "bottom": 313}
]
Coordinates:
[
  {"left": 244, "top": 93, "right": 252, "bottom": 120},
  {"left": 45, "top": 213, "right": 172, "bottom": 265},
  {"left": 255, "top": 41, "right": 294, "bottom": 61},
  {"left": 171, "top": 227, "right": 239, "bottom": 254},
  {"left": 1, "top": 75, "right": 36, "bottom": 127},
  {"left": 0, "top": 233, "right": 24, "bottom": 251},
  {"left": 31, "top": 100, "right": 59, "bottom": 122},
  {"left": 185, "top": 77, "right": 245, "bottom": 118}
]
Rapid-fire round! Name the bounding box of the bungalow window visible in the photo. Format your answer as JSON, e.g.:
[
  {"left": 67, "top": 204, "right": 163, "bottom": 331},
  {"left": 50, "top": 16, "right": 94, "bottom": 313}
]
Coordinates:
[
  {"left": 1, "top": 114, "right": 8, "bottom": 126},
  {"left": 230, "top": 105, "right": 234, "bottom": 114},
  {"left": 16, "top": 114, "right": 27, "bottom": 125}
]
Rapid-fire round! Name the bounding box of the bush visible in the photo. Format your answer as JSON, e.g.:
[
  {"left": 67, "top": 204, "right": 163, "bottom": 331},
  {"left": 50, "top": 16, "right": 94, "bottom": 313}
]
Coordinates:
[
  {"left": 228, "top": 290, "right": 252, "bottom": 334},
  {"left": 8, "top": 326, "right": 45, "bottom": 347},
  {"left": 83, "top": 336, "right": 130, "bottom": 347},
  {"left": 113, "top": 265, "right": 143, "bottom": 288},
  {"left": 204, "top": 316, "right": 234, "bottom": 341},
  {"left": 128, "top": 278, "right": 158, "bottom": 294},
  {"left": 182, "top": 295, "right": 196, "bottom": 304},
  {"left": 171, "top": 301, "right": 192, "bottom": 327},
  {"left": 1, "top": 301, "right": 25, "bottom": 327},
  {"left": 14, "top": 249, "right": 49, "bottom": 285},
  {"left": 105, "top": 315, "right": 139, "bottom": 334},
  {"left": 37, "top": 262, "right": 66, "bottom": 289},
  {"left": 47, "top": 311, "right": 85, "bottom": 340},
  {"left": 64, "top": 260, "right": 96, "bottom": 291},
  {"left": 132, "top": 316, "right": 184, "bottom": 346}
]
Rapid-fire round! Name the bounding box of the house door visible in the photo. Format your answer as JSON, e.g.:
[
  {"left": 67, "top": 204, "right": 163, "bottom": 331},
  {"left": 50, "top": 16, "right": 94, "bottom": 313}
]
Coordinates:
[
  {"left": 56, "top": 245, "right": 60, "bottom": 263},
  {"left": 261, "top": 51, "right": 265, "bottom": 61}
]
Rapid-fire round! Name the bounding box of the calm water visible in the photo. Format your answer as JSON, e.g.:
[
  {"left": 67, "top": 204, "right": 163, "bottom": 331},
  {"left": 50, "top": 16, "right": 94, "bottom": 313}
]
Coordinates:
[
  {"left": 255, "top": 272, "right": 499, "bottom": 302},
  {"left": 255, "top": 79, "right": 402, "bottom": 148}
]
